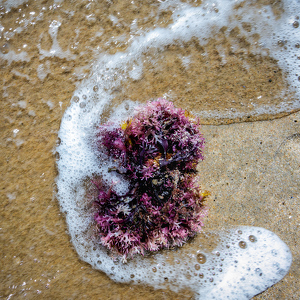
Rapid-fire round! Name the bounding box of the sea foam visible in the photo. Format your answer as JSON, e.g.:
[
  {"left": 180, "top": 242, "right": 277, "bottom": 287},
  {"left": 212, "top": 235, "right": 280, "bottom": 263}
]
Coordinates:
[
  {"left": 56, "top": 92, "right": 292, "bottom": 299},
  {"left": 57, "top": 0, "right": 294, "bottom": 298}
]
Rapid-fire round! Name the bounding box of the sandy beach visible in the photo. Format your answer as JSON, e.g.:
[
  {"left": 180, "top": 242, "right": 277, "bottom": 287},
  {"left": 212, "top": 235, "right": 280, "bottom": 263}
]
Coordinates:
[{"left": 1, "top": 0, "right": 299, "bottom": 299}]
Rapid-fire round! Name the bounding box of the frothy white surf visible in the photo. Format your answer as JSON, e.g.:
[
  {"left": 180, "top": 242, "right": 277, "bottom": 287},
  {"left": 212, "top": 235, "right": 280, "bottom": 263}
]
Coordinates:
[
  {"left": 84, "top": 0, "right": 299, "bottom": 119},
  {"left": 57, "top": 0, "right": 294, "bottom": 298},
  {"left": 56, "top": 85, "right": 292, "bottom": 299}
]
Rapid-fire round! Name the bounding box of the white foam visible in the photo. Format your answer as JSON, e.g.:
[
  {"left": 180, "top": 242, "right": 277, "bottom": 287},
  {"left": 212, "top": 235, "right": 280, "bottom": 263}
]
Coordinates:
[
  {"left": 0, "top": 0, "right": 29, "bottom": 12},
  {"left": 46, "top": 100, "right": 54, "bottom": 110},
  {"left": 56, "top": 88, "right": 292, "bottom": 299},
  {"left": 228, "top": 0, "right": 300, "bottom": 102},
  {"left": 180, "top": 55, "right": 191, "bottom": 69},
  {"left": 17, "top": 100, "right": 27, "bottom": 109},
  {"left": 6, "top": 192, "right": 16, "bottom": 201},
  {"left": 12, "top": 69, "right": 30, "bottom": 81},
  {"left": 38, "top": 20, "right": 76, "bottom": 60},
  {"left": 37, "top": 61, "right": 51, "bottom": 81},
  {"left": 129, "top": 65, "right": 143, "bottom": 81},
  {"left": 66, "top": 0, "right": 299, "bottom": 119},
  {"left": 56, "top": 0, "right": 295, "bottom": 297},
  {"left": 0, "top": 50, "right": 30, "bottom": 65}
]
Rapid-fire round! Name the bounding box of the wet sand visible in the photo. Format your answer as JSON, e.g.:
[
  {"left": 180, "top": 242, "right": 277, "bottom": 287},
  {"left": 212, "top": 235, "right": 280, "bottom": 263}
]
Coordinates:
[{"left": 1, "top": 0, "right": 299, "bottom": 299}]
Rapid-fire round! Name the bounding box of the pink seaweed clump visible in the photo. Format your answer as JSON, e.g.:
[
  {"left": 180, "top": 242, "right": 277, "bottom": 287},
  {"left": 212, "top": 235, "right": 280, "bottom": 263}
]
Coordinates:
[{"left": 94, "top": 99, "right": 208, "bottom": 260}]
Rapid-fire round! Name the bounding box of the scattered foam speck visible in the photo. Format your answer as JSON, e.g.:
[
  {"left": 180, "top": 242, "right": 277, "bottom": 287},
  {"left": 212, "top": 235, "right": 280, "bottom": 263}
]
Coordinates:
[
  {"left": 0, "top": 51, "right": 30, "bottom": 65},
  {"left": 38, "top": 20, "right": 76, "bottom": 60}
]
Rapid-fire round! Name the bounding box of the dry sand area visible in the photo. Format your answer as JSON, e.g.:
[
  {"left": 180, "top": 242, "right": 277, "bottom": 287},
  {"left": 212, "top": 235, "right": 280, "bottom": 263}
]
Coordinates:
[{"left": 1, "top": 0, "right": 299, "bottom": 299}]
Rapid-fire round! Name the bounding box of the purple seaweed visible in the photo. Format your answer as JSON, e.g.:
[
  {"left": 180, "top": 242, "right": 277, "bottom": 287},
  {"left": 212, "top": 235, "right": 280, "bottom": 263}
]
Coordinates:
[{"left": 93, "top": 99, "right": 208, "bottom": 261}]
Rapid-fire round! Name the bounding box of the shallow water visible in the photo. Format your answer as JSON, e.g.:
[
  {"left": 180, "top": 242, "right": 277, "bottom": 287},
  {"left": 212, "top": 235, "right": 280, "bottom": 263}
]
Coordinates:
[{"left": 1, "top": 0, "right": 300, "bottom": 299}]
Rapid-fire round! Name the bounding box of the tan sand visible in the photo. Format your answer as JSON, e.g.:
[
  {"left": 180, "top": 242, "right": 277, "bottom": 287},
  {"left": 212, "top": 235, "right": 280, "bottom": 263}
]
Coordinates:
[{"left": 0, "top": 0, "right": 299, "bottom": 299}]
